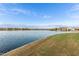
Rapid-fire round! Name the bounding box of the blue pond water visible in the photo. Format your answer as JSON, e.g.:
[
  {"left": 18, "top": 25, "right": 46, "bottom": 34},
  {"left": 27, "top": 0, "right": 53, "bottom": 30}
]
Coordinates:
[{"left": 0, "top": 30, "right": 61, "bottom": 54}]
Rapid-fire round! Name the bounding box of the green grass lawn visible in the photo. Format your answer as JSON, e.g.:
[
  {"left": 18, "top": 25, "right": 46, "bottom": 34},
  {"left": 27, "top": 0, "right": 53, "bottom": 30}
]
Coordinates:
[{"left": 3, "top": 33, "right": 79, "bottom": 56}]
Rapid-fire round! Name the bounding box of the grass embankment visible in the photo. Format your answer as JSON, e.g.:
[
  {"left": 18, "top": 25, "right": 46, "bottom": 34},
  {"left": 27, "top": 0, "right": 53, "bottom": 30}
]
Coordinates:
[{"left": 3, "top": 33, "right": 79, "bottom": 56}]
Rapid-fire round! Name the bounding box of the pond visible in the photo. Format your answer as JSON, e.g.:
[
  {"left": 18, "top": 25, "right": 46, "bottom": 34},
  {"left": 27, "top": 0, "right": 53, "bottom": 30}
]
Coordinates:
[{"left": 0, "top": 30, "right": 62, "bottom": 54}]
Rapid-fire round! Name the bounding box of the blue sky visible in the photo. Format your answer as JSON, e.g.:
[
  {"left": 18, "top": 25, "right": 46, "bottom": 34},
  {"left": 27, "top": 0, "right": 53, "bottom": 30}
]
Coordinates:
[{"left": 0, "top": 3, "right": 79, "bottom": 26}]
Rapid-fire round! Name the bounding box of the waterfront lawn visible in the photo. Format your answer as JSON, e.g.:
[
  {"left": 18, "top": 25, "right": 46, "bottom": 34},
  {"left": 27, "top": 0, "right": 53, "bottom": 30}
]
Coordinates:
[{"left": 30, "top": 33, "right": 79, "bottom": 56}]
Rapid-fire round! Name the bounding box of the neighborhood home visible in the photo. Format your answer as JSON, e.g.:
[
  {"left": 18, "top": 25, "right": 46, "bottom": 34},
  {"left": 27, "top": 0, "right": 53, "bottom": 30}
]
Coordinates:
[
  {"left": 75, "top": 27, "right": 79, "bottom": 31},
  {"left": 54, "top": 27, "right": 75, "bottom": 31}
]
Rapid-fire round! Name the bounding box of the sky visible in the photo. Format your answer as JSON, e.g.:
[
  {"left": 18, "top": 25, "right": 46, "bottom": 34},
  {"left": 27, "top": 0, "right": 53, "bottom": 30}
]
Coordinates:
[{"left": 0, "top": 3, "right": 79, "bottom": 27}]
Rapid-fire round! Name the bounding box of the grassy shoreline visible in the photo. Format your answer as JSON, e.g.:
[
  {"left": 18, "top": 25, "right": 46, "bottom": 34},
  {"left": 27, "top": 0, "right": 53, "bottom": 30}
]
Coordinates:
[{"left": 2, "top": 32, "right": 79, "bottom": 56}]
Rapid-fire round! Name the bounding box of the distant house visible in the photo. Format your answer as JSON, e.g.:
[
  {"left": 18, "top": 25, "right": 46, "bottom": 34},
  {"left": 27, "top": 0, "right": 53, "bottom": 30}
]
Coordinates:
[
  {"left": 58, "top": 27, "right": 75, "bottom": 31},
  {"left": 50, "top": 27, "right": 77, "bottom": 31},
  {"left": 67, "top": 27, "right": 75, "bottom": 31},
  {"left": 75, "top": 27, "right": 79, "bottom": 31}
]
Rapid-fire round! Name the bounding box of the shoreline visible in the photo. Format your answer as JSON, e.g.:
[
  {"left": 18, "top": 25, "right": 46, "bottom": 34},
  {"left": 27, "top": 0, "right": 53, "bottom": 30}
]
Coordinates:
[
  {"left": 2, "top": 32, "right": 63, "bottom": 56},
  {"left": 2, "top": 31, "right": 79, "bottom": 56},
  {"left": 2, "top": 35, "right": 50, "bottom": 56}
]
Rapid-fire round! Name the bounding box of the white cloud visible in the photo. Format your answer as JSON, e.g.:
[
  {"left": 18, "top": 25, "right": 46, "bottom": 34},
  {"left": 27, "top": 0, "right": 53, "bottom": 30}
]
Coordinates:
[
  {"left": 0, "top": 9, "right": 8, "bottom": 15},
  {"left": 0, "top": 7, "right": 39, "bottom": 18},
  {"left": 71, "top": 4, "right": 79, "bottom": 11},
  {"left": 67, "top": 4, "right": 79, "bottom": 19},
  {"left": 11, "top": 8, "right": 31, "bottom": 15},
  {"left": 0, "top": 4, "right": 32, "bottom": 16},
  {"left": 69, "top": 14, "right": 79, "bottom": 19},
  {"left": 43, "top": 15, "right": 52, "bottom": 19}
]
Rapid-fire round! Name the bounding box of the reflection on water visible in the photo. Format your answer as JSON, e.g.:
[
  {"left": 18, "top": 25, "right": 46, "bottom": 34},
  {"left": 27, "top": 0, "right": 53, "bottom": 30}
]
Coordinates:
[{"left": 0, "top": 30, "right": 61, "bottom": 54}]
